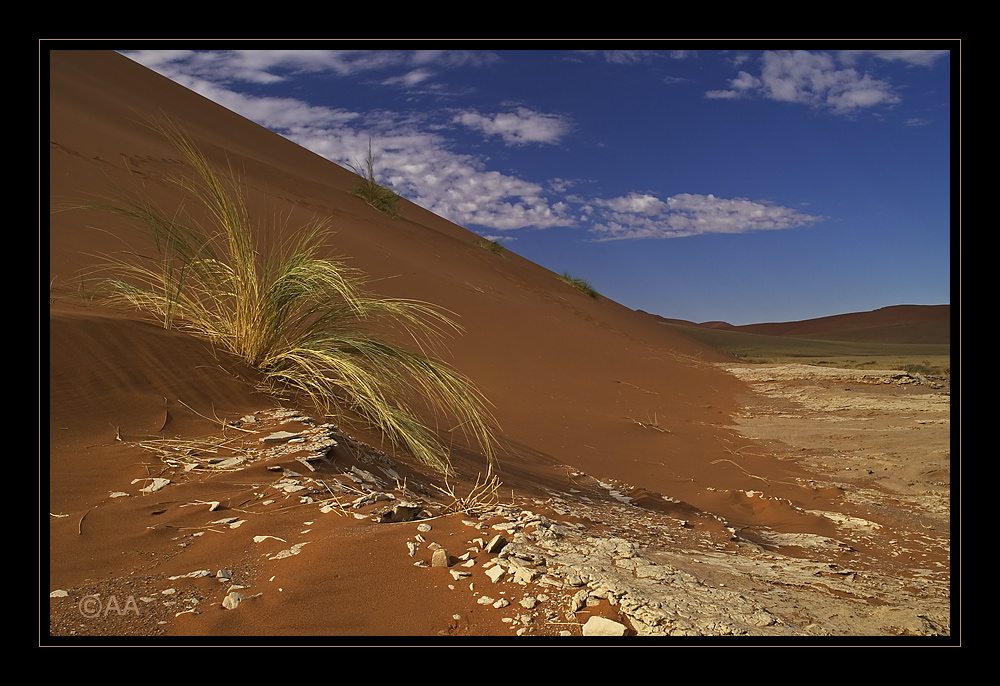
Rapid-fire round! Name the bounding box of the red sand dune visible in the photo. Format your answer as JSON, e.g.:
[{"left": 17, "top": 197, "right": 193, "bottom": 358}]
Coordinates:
[
  {"left": 652, "top": 304, "right": 951, "bottom": 344},
  {"left": 46, "top": 51, "right": 923, "bottom": 638}
]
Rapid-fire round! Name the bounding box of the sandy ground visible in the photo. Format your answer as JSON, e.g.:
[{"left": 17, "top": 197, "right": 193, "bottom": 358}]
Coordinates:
[
  {"left": 47, "top": 360, "right": 952, "bottom": 640},
  {"left": 705, "top": 364, "right": 951, "bottom": 636}
]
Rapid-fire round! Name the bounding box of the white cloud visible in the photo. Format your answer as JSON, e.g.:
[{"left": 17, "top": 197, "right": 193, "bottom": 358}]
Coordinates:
[
  {"left": 118, "top": 50, "right": 822, "bottom": 241},
  {"left": 382, "top": 69, "right": 435, "bottom": 88},
  {"left": 707, "top": 50, "right": 904, "bottom": 114},
  {"left": 453, "top": 107, "right": 571, "bottom": 146},
  {"left": 590, "top": 192, "right": 823, "bottom": 240},
  {"left": 120, "top": 50, "right": 576, "bottom": 231},
  {"left": 135, "top": 68, "right": 361, "bottom": 132},
  {"left": 121, "top": 49, "right": 497, "bottom": 89},
  {"left": 572, "top": 50, "right": 662, "bottom": 65},
  {"left": 838, "top": 49, "right": 950, "bottom": 68}
]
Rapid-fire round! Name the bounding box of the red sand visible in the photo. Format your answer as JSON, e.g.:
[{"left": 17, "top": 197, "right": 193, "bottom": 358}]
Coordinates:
[
  {"left": 656, "top": 304, "right": 950, "bottom": 344},
  {"left": 45, "top": 51, "right": 947, "bottom": 640}
]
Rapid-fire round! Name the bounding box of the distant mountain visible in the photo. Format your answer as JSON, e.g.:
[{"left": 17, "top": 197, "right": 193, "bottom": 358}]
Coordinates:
[{"left": 641, "top": 305, "right": 951, "bottom": 345}]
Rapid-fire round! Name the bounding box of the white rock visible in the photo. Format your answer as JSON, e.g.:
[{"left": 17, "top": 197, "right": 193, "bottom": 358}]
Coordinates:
[
  {"left": 269, "top": 542, "right": 309, "bottom": 560},
  {"left": 485, "top": 534, "right": 508, "bottom": 554},
  {"left": 260, "top": 430, "right": 304, "bottom": 443},
  {"left": 139, "top": 478, "right": 170, "bottom": 493},
  {"left": 222, "top": 591, "right": 247, "bottom": 610},
  {"left": 582, "top": 616, "right": 627, "bottom": 636},
  {"left": 168, "top": 570, "right": 211, "bottom": 580}
]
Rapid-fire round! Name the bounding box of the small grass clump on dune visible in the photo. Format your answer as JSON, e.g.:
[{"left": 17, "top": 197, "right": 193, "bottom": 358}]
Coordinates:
[
  {"left": 73, "top": 122, "right": 496, "bottom": 473},
  {"left": 349, "top": 139, "right": 402, "bottom": 219},
  {"left": 559, "top": 271, "right": 600, "bottom": 299},
  {"left": 476, "top": 237, "right": 505, "bottom": 256}
]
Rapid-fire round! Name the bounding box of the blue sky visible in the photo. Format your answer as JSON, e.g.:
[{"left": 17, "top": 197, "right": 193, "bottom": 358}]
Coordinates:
[{"left": 120, "top": 47, "right": 952, "bottom": 325}]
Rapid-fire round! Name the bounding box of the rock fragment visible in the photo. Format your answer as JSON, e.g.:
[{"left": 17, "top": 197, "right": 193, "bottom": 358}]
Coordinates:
[
  {"left": 260, "top": 430, "right": 304, "bottom": 443},
  {"left": 379, "top": 502, "right": 424, "bottom": 523},
  {"left": 583, "top": 616, "right": 628, "bottom": 636},
  {"left": 431, "top": 549, "right": 452, "bottom": 567},
  {"left": 136, "top": 477, "right": 170, "bottom": 493},
  {"left": 485, "top": 534, "right": 508, "bottom": 554},
  {"left": 222, "top": 591, "right": 247, "bottom": 610}
]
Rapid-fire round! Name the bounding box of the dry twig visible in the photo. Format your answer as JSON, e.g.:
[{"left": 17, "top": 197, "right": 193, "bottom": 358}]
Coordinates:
[{"left": 433, "top": 461, "right": 506, "bottom": 516}]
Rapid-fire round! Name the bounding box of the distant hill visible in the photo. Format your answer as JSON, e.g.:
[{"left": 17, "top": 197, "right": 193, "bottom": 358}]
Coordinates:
[{"left": 644, "top": 305, "right": 951, "bottom": 345}]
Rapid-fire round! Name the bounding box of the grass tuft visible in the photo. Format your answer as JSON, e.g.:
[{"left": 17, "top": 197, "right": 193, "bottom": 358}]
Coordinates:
[
  {"left": 72, "top": 121, "right": 497, "bottom": 473},
  {"left": 476, "top": 238, "right": 505, "bottom": 256},
  {"left": 349, "top": 139, "right": 401, "bottom": 218},
  {"left": 559, "top": 271, "right": 600, "bottom": 299}
]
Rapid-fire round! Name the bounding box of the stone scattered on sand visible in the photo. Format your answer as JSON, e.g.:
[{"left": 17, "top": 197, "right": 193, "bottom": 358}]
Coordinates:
[
  {"left": 583, "top": 616, "right": 628, "bottom": 636},
  {"left": 135, "top": 477, "right": 170, "bottom": 493},
  {"left": 222, "top": 591, "right": 247, "bottom": 610},
  {"left": 260, "top": 430, "right": 304, "bottom": 443},
  {"left": 432, "top": 549, "right": 452, "bottom": 568},
  {"left": 378, "top": 502, "right": 424, "bottom": 523},
  {"left": 485, "top": 534, "right": 508, "bottom": 554},
  {"left": 269, "top": 542, "right": 309, "bottom": 560},
  {"left": 168, "top": 570, "right": 212, "bottom": 580}
]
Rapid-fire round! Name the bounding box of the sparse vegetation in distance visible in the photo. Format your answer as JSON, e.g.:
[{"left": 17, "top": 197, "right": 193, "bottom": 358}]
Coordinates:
[
  {"left": 662, "top": 322, "right": 950, "bottom": 377},
  {"left": 559, "top": 271, "right": 600, "bottom": 299},
  {"left": 477, "top": 238, "right": 505, "bottom": 256},
  {"left": 73, "top": 122, "right": 497, "bottom": 473},
  {"left": 350, "top": 139, "right": 402, "bottom": 219}
]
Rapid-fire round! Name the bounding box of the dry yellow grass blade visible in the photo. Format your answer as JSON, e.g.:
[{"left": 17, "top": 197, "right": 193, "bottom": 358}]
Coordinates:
[{"left": 73, "top": 120, "right": 499, "bottom": 472}]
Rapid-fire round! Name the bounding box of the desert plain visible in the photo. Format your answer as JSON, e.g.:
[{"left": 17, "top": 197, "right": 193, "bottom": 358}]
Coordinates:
[{"left": 45, "top": 50, "right": 955, "bottom": 642}]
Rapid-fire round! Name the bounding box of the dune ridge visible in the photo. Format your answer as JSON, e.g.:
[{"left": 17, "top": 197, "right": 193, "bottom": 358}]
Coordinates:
[{"left": 648, "top": 304, "right": 950, "bottom": 344}]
